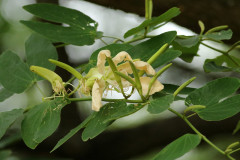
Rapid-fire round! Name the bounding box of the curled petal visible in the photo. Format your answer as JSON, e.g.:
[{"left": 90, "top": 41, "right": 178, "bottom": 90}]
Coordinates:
[
  {"left": 92, "top": 79, "right": 105, "bottom": 111},
  {"left": 134, "top": 61, "right": 155, "bottom": 75},
  {"left": 112, "top": 51, "right": 132, "bottom": 65},
  {"left": 97, "top": 50, "right": 111, "bottom": 74},
  {"left": 140, "top": 77, "right": 164, "bottom": 96},
  {"left": 117, "top": 62, "right": 132, "bottom": 74}
]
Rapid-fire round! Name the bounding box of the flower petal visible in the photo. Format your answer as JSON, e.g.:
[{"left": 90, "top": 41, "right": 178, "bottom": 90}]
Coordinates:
[
  {"left": 112, "top": 51, "right": 132, "bottom": 65},
  {"left": 140, "top": 77, "right": 164, "bottom": 96},
  {"left": 134, "top": 61, "right": 155, "bottom": 75},
  {"left": 97, "top": 50, "right": 111, "bottom": 74},
  {"left": 117, "top": 61, "right": 133, "bottom": 74},
  {"left": 92, "top": 79, "right": 105, "bottom": 111}
]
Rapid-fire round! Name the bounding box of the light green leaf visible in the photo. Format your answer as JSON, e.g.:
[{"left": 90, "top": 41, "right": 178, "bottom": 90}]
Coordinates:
[
  {"left": 0, "top": 51, "right": 34, "bottom": 93},
  {"left": 148, "top": 94, "right": 174, "bottom": 114},
  {"left": 204, "top": 29, "right": 232, "bottom": 41},
  {"left": 185, "top": 77, "right": 240, "bottom": 106},
  {"left": 51, "top": 113, "right": 94, "bottom": 152},
  {"left": 0, "top": 86, "right": 13, "bottom": 102},
  {"left": 22, "top": 3, "right": 99, "bottom": 46},
  {"left": 0, "top": 109, "right": 24, "bottom": 140},
  {"left": 25, "top": 34, "right": 58, "bottom": 81},
  {"left": 196, "top": 95, "right": 240, "bottom": 121},
  {"left": 124, "top": 7, "right": 180, "bottom": 38},
  {"left": 85, "top": 44, "right": 132, "bottom": 72},
  {"left": 153, "top": 134, "right": 201, "bottom": 160},
  {"left": 82, "top": 101, "right": 143, "bottom": 141},
  {"left": 21, "top": 98, "right": 69, "bottom": 149}
]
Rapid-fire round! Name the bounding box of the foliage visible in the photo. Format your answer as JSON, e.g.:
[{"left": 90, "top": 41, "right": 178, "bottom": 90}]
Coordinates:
[{"left": 0, "top": 1, "right": 240, "bottom": 160}]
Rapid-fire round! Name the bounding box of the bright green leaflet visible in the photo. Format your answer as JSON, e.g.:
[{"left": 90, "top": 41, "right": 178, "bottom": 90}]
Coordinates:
[
  {"left": 51, "top": 113, "right": 95, "bottom": 152},
  {"left": 153, "top": 134, "right": 201, "bottom": 160},
  {"left": 0, "top": 86, "right": 13, "bottom": 102},
  {"left": 185, "top": 77, "right": 240, "bottom": 106},
  {"left": 0, "top": 51, "right": 34, "bottom": 93},
  {"left": 204, "top": 29, "right": 233, "bottom": 41},
  {"left": 82, "top": 101, "right": 144, "bottom": 141},
  {"left": 22, "top": 3, "right": 99, "bottom": 46},
  {"left": 25, "top": 34, "right": 58, "bottom": 80},
  {"left": 85, "top": 43, "right": 132, "bottom": 72},
  {"left": 0, "top": 109, "right": 24, "bottom": 140},
  {"left": 147, "top": 94, "right": 174, "bottom": 114},
  {"left": 196, "top": 94, "right": 240, "bottom": 121},
  {"left": 21, "top": 98, "right": 69, "bottom": 149},
  {"left": 124, "top": 7, "right": 180, "bottom": 38}
]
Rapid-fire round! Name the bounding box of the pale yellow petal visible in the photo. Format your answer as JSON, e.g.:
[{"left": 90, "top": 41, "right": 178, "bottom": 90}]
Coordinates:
[
  {"left": 92, "top": 79, "right": 105, "bottom": 111},
  {"left": 117, "top": 61, "right": 133, "bottom": 74},
  {"left": 140, "top": 77, "right": 164, "bottom": 96},
  {"left": 97, "top": 50, "right": 111, "bottom": 74},
  {"left": 134, "top": 61, "right": 155, "bottom": 75},
  {"left": 112, "top": 51, "right": 132, "bottom": 65}
]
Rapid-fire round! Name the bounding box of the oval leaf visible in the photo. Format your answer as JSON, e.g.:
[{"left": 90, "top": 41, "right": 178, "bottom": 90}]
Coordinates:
[
  {"left": 153, "top": 134, "right": 201, "bottom": 160},
  {"left": 21, "top": 98, "right": 69, "bottom": 149},
  {"left": 148, "top": 94, "right": 174, "bottom": 114}
]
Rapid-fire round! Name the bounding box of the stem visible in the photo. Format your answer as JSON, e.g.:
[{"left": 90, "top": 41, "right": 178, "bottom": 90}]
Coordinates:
[
  {"left": 173, "top": 77, "right": 196, "bottom": 97},
  {"left": 201, "top": 42, "right": 240, "bottom": 67},
  {"left": 229, "top": 148, "right": 240, "bottom": 155},
  {"left": 55, "top": 43, "right": 68, "bottom": 48},
  {"left": 69, "top": 97, "right": 144, "bottom": 103},
  {"left": 35, "top": 82, "right": 46, "bottom": 97},
  {"left": 103, "top": 35, "right": 124, "bottom": 43},
  {"left": 124, "top": 36, "right": 146, "bottom": 44},
  {"left": 100, "top": 38, "right": 108, "bottom": 45},
  {"left": 168, "top": 108, "right": 235, "bottom": 160}
]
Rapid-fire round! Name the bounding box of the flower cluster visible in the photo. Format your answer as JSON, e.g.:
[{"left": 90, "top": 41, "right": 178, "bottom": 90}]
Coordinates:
[{"left": 80, "top": 50, "right": 164, "bottom": 111}]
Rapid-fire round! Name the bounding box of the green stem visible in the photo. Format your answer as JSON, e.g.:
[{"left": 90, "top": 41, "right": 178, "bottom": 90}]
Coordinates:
[
  {"left": 55, "top": 43, "right": 69, "bottom": 48},
  {"left": 229, "top": 148, "right": 240, "bottom": 155},
  {"left": 100, "top": 38, "right": 108, "bottom": 45},
  {"left": 168, "top": 108, "right": 235, "bottom": 160},
  {"left": 124, "top": 36, "right": 145, "bottom": 44},
  {"left": 201, "top": 42, "right": 240, "bottom": 67},
  {"left": 103, "top": 35, "right": 124, "bottom": 43},
  {"left": 35, "top": 82, "right": 46, "bottom": 97},
  {"left": 68, "top": 97, "right": 144, "bottom": 103}
]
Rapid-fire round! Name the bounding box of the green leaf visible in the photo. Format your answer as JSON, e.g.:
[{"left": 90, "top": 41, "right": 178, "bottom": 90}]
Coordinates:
[
  {"left": 0, "top": 109, "right": 24, "bottom": 140},
  {"left": 185, "top": 77, "right": 240, "bottom": 106},
  {"left": 22, "top": 3, "right": 98, "bottom": 46},
  {"left": 151, "top": 49, "right": 181, "bottom": 68},
  {"left": 185, "top": 77, "right": 240, "bottom": 121},
  {"left": 124, "top": 7, "right": 180, "bottom": 38},
  {"left": 25, "top": 34, "right": 58, "bottom": 80},
  {"left": 0, "top": 51, "right": 34, "bottom": 93},
  {"left": 203, "top": 55, "right": 240, "bottom": 73},
  {"left": 204, "top": 29, "right": 233, "bottom": 41},
  {"left": 51, "top": 113, "right": 94, "bottom": 152},
  {"left": 21, "top": 98, "right": 69, "bottom": 149},
  {"left": 196, "top": 95, "right": 240, "bottom": 121},
  {"left": 153, "top": 134, "right": 201, "bottom": 160},
  {"left": 0, "top": 86, "right": 13, "bottom": 102},
  {"left": 127, "top": 31, "right": 177, "bottom": 62},
  {"left": 172, "top": 36, "right": 200, "bottom": 63},
  {"left": 85, "top": 44, "right": 132, "bottom": 72},
  {"left": 82, "top": 101, "right": 144, "bottom": 141},
  {"left": 148, "top": 94, "right": 174, "bottom": 114}
]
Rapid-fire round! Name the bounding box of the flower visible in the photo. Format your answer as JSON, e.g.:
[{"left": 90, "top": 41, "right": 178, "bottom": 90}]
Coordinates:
[{"left": 81, "top": 50, "right": 164, "bottom": 111}]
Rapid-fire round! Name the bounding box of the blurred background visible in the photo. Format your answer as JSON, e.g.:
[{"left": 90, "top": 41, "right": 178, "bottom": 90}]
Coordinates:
[{"left": 0, "top": 0, "right": 240, "bottom": 159}]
